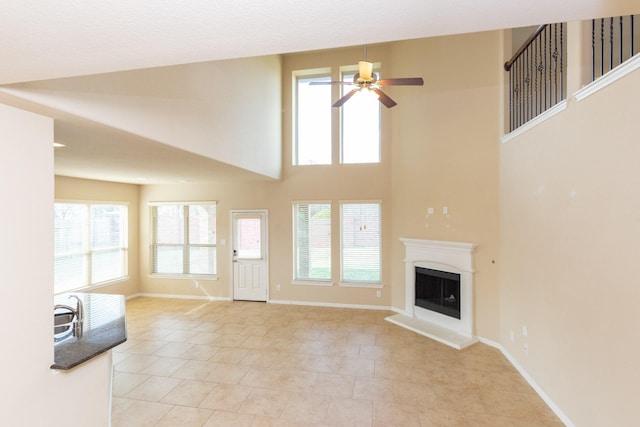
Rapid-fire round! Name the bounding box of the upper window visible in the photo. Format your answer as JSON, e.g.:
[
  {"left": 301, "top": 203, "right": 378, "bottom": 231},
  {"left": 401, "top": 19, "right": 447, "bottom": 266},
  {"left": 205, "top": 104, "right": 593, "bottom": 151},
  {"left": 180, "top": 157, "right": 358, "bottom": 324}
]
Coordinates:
[
  {"left": 293, "top": 202, "right": 332, "bottom": 282},
  {"left": 294, "top": 65, "right": 382, "bottom": 165},
  {"left": 294, "top": 72, "right": 332, "bottom": 165},
  {"left": 150, "top": 202, "right": 217, "bottom": 276},
  {"left": 341, "top": 68, "right": 381, "bottom": 164},
  {"left": 340, "top": 202, "right": 381, "bottom": 284},
  {"left": 54, "top": 202, "right": 128, "bottom": 294}
]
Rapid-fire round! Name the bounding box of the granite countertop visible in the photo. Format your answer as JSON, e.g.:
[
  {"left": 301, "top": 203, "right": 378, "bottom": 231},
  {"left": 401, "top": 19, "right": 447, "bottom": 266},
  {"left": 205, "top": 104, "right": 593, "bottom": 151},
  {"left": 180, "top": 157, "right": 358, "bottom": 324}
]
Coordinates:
[{"left": 52, "top": 292, "right": 127, "bottom": 370}]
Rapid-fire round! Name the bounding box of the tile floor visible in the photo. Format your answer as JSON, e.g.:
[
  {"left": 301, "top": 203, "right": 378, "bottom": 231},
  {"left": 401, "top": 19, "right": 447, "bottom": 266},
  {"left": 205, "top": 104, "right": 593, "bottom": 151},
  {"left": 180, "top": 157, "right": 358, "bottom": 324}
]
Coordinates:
[{"left": 111, "top": 297, "right": 563, "bottom": 426}]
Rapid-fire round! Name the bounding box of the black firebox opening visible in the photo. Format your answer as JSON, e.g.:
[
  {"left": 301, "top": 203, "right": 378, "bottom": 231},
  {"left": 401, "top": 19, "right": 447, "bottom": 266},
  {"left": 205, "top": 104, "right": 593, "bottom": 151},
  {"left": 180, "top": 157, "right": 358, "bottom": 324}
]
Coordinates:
[{"left": 415, "top": 267, "right": 461, "bottom": 319}]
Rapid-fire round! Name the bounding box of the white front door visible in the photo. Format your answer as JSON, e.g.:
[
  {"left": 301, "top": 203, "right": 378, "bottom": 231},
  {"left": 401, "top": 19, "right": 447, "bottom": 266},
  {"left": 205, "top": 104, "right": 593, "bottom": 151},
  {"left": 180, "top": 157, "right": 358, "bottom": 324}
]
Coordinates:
[{"left": 231, "top": 210, "right": 268, "bottom": 301}]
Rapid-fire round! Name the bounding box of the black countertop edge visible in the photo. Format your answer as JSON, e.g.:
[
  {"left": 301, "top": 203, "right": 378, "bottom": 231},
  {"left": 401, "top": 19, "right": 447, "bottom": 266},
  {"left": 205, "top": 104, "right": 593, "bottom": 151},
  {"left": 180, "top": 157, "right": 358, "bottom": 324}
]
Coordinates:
[{"left": 52, "top": 293, "right": 127, "bottom": 371}]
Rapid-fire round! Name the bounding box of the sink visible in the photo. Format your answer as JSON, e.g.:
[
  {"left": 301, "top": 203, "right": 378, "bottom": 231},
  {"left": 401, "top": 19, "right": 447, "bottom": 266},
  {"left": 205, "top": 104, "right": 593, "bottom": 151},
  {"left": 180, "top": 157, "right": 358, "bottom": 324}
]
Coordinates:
[{"left": 54, "top": 310, "right": 75, "bottom": 335}]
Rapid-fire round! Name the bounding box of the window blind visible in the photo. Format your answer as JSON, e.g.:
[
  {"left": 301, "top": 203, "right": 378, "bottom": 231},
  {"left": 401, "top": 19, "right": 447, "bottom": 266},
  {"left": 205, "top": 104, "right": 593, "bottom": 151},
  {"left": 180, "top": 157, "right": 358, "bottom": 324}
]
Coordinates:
[
  {"left": 150, "top": 202, "right": 216, "bottom": 276},
  {"left": 341, "top": 202, "right": 381, "bottom": 283},
  {"left": 54, "top": 202, "right": 127, "bottom": 293},
  {"left": 293, "top": 203, "right": 331, "bottom": 280}
]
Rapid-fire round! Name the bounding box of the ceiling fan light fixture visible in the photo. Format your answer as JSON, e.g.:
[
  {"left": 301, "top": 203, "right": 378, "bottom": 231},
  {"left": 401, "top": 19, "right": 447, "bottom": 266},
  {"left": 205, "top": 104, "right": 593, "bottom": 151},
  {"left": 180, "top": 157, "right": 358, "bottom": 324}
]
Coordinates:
[
  {"left": 308, "top": 46, "right": 423, "bottom": 108},
  {"left": 358, "top": 60, "right": 373, "bottom": 81},
  {"left": 360, "top": 86, "right": 379, "bottom": 99}
]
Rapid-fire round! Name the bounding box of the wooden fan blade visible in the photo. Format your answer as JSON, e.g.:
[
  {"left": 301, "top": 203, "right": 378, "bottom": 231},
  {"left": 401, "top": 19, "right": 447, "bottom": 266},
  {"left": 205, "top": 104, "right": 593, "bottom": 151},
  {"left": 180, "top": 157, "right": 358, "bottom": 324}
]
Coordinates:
[
  {"left": 372, "top": 88, "right": 397, "bottom": 108},
  {"left": 332, "top": 89, "right": 359, "bottom": 107},
  {"left": 377, "top": 77, "right": 424, "bottom": 86},
  {"left": 309, "top": 81, "right": 353, "bottom": 85}
]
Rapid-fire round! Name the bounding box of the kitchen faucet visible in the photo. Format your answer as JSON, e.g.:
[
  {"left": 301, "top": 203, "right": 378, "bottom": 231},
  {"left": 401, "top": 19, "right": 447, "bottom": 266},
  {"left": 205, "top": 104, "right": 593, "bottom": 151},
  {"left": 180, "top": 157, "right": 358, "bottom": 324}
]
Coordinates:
[{"left": 54, "top": 295, "right": 84, "bottom": 338}]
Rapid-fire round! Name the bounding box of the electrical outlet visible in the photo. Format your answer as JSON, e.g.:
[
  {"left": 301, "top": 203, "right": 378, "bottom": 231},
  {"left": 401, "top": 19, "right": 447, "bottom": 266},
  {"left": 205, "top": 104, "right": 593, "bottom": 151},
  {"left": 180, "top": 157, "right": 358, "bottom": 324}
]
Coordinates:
[
  {"left": 522, "top": 325, "right": 528, "bottom": 337},
  {"left": 376, "top": 290, "right": 381, "bottom": 298},
  {"left": 194, "top": 281, "right": 199, "bottom": 289},
  {"left": 276, "top": 284, "right": 281, "bottom": 291},
  {"left": 524, "top": 343, "right": 529, "bottom": 355}
]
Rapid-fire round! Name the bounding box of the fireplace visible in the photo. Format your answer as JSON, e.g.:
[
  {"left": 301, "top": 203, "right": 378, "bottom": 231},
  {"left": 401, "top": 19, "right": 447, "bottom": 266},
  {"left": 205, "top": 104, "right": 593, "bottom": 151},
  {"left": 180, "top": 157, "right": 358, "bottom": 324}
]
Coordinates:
[
  {"left": 386, "top": 238, "right": 477, "bottom": 349},
  {"left": 415, "top": 267, "right": 461, "bottom": 319}
]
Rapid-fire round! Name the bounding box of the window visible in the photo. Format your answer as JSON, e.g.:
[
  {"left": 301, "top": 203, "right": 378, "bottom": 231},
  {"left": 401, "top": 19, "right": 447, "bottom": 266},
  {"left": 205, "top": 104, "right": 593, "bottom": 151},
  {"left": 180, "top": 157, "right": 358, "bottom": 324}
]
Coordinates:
[
  {"left": 150, "top": 203, "right": 216, "bottom": 276},
  {"left": 340, "top": 202, "right": 381, "bottom": 284},
  {"left": 341, "top": 69, "right": 381, "bottom": 164},
  {"left": 294, "top": 65, "right": 382, "bottom": 165},
  {"left": 293, "top": 202, "right": 332, "bottom": 282},
  {"left": 294, "top": 72, "right": 332, "bottom": 165},
  {"left": 54, "top": 202, "right": 128, "bottom": 293}
]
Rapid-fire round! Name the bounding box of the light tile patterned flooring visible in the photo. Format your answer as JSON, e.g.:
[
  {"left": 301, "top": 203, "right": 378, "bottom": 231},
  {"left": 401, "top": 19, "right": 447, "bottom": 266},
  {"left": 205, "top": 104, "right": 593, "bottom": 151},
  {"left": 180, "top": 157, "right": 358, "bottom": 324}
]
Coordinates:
[{"left": 112, "top": 297, "right": 563, "bottom": 426}]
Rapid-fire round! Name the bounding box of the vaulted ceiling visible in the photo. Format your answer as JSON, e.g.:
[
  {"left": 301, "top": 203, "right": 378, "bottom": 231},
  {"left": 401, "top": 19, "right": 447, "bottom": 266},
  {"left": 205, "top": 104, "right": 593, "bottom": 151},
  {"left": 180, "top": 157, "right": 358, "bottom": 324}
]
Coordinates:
[{"left": 1, "top": 1, "right": 637, "bottom": 184}]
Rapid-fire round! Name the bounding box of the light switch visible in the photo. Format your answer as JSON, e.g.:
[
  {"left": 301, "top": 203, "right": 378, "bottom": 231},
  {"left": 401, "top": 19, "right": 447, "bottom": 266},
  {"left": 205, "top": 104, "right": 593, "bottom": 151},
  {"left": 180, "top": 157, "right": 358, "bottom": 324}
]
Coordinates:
[
  {"left": 427, "top": 207, "right": 434, "bottom": 214},
  {"left": 443, "top": 206, "right": 448, "bottom": 215}
]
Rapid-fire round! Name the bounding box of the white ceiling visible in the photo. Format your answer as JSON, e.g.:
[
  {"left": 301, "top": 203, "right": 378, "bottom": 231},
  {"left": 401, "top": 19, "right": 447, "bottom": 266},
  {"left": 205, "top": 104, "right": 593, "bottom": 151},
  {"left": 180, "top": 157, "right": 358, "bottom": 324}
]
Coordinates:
[
  {"left": 2, "top": 0, "right": 634, "bottom": 85},
  {"left": 1, "top": 0, "right": 637, "bottom": 184}
]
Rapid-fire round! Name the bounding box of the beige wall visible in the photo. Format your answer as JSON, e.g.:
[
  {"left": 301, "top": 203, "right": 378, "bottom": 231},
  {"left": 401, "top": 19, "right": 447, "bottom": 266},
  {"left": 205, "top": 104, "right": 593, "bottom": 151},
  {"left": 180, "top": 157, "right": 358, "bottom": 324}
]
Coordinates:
[
  {"left": 0, "top": 105, "right": 112, "bottom": 427},
  {"left": 55, "top": 175, "right": 141, "bottom": 296},
  {"left": 389, "top": 33, "right": 502, "bottom": 341},
  {"left": 500, "top": 42, "right": 640, "bottom": 427},
  {"left": 139, "top": 41, "right": 396, "bottom": 307}
]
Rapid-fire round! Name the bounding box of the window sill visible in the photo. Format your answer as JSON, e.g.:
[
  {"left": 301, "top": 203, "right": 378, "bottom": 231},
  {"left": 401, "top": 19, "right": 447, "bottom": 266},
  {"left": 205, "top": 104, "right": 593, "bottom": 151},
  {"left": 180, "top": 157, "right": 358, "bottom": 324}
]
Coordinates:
[
  {"left": 339, "top": 282, "right": 383, "bottom": 289},
  {"left": 54, "top": 276, "right": 130, "bottom": 295},
  {"left": 149, "top": 274, "right": 218, "bottom": 281},
  {"left": 292, "top": 280, "right": 334, "bottom": 287}
]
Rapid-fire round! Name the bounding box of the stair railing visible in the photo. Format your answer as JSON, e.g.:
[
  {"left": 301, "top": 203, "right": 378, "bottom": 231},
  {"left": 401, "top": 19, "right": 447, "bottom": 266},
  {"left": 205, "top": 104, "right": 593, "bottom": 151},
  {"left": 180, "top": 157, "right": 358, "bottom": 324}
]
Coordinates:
[
  {"left": 591, "top": 15, "right": 639, "bottom": 81},
  {"left": 504, "top": 23, "right": 567, "bottom": 132}
]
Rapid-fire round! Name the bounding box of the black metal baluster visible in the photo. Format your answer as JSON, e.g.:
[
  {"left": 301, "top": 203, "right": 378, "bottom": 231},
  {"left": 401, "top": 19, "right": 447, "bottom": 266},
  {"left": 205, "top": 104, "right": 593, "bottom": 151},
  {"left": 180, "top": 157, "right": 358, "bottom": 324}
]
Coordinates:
[
  {"left": 561, "top": 23, "right": 565, "bottom": 100},
  {"left": 592, "top": 20, "right": 596, "bottom": 81},
  {"left": 509, "top": 60, "right": 515, "bottom": 132},
  {"left": 610, "top": 17, "right": 614, "bottom": 72},
  {"left": 519, "top": 59, "right": 523, "bottom": 128},
  {"left": 526, "top": 48, "right": 533, "bottom": 121},
  {"left": 631, "top": 15, "right": 635, "bottom": 57},
  {"left": 544, "top": 26, "right": 548, "bottom": 112},
  {"left": 600, "top": 18, "right": 605, "bottom": 78},
  {"left": 516, "top": 60, "right": 520, "bottom": 129},
  {"left": 509, "top": 59, "right": 513, "bottom": 132},
  {"left": 620, "top": 16, "right": 624, "bottom": 64},
  {"left": 531, "top": 38, "right": 539, "bottom": 117},
  {"left": 553, "top": 24, "right": 558, "bottom": 104},
  {"left": 521, "top": 50, "right": 529, "bottom": 123}
]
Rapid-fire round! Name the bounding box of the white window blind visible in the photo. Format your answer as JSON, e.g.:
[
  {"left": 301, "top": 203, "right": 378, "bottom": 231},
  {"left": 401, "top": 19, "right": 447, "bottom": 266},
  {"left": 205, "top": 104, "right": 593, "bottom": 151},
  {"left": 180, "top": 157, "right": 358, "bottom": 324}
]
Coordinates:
[
  {"left": 150, "top": 203, "right": 216, "bottom": 276},
  {"left": 54, "top": 203, "right": 128, "bottom": 293},
  {"left": 341, "top": 202, "right": 381, "bottom": 283},
  {"left": 293, "top": 203, "right": 331, "bottom": 281},
  {"left": 295, "top": 73, "right": 332, "bottom": 165}
]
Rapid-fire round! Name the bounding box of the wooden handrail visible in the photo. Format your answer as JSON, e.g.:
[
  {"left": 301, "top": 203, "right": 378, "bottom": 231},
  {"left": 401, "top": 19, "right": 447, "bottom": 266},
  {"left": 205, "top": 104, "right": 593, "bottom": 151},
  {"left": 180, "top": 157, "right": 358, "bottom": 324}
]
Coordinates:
[{"left": 504, "top": 25, "right": 547, "bottom": 71}]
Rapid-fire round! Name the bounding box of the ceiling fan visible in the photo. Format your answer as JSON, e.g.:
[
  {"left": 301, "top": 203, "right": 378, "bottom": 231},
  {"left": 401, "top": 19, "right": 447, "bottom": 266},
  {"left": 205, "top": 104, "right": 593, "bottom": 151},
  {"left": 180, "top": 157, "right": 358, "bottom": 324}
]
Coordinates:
[{"left": 309, "top": 46, "right": 424, "bottom": 108}]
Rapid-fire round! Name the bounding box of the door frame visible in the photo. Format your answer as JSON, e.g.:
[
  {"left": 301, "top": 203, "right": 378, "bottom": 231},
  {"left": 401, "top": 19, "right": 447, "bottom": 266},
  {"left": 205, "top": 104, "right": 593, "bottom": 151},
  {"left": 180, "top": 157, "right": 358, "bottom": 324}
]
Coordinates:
[{"left": 229, "top": 209, "right": 269, "bottom": 301}]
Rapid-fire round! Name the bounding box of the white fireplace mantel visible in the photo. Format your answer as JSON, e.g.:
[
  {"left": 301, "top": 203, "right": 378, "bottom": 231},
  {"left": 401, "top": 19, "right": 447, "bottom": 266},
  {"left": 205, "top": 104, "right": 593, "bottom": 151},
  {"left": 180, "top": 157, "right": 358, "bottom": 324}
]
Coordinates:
[{"left": 386, "top": 238, "right": 478, "bottom": 349}]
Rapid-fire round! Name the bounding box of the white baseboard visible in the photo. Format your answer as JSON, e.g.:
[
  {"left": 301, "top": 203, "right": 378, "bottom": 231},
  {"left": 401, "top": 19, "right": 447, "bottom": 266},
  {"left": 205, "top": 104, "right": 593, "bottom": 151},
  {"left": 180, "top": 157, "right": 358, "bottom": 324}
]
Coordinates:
[
  {"left": 477, "top": 337, "right": 574, "bottom": 427},
  {"left": 129, "top": 292, "right": 232, "bottom": 302},
  {"left": 268, "top": 299, "right": 392, "bottom": 311}
]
